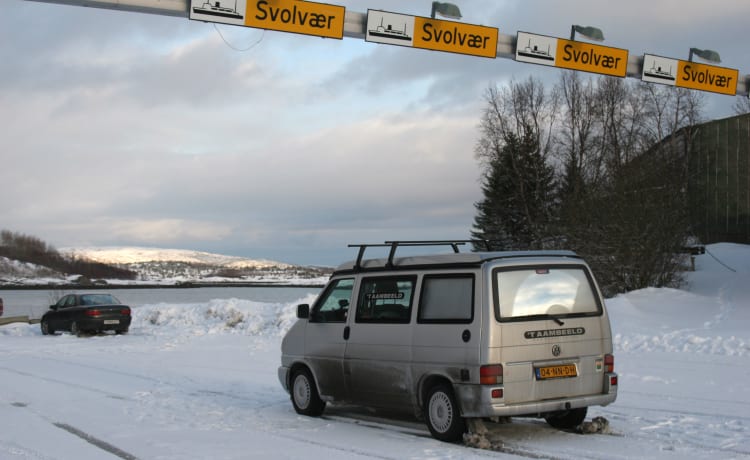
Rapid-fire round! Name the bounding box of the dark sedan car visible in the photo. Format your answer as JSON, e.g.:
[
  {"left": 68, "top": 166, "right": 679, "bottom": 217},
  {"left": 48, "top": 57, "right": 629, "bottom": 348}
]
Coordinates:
[{"left": 41, "top": 293, "right": 131, "bottom": 336}]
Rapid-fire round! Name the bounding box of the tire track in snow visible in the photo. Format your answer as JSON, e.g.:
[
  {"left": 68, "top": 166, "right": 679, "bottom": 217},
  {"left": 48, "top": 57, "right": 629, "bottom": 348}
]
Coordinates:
[
  {"left": 53, "top": 423, "right": 138, "bottom": 460},
  {"left": 0, "top": 366, "right": 131, "bottom": 401},
  {"left": 6, "top": 401, "right": 139, "bottom": 460}
]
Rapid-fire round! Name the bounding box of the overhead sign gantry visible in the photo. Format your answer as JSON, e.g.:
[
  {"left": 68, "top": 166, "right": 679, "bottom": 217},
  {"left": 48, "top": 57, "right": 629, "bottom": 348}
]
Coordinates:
[{"left": 23, "top": 0, "right": 750, "bottom": 97}]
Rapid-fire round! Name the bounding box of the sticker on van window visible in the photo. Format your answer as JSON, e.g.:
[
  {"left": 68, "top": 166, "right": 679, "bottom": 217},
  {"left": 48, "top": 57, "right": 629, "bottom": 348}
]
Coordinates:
[
  {"left": 524, "top": 327, "right": 585, "bottom": 339},
  {"left": 366, "top": 292, "right": 404, "bottom": 300}
]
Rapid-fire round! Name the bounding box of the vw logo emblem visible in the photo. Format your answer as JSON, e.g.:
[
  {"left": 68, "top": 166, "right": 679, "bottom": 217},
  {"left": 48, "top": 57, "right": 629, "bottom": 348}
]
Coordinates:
[{"left": 552, "top": 345, "right": 561, "bottom": 356}]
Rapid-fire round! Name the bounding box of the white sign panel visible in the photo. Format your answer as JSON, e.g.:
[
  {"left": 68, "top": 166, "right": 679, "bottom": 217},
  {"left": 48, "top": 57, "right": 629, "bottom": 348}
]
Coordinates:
[
  {"left": 516, "top": 31, "right": 557, "bottom": 66},
  {"left": 642, "top": 54, "right": 678, "bottom": 85},
  {"left": 191, "top": 0, "right": 246, "bottom": 26},
  {"left": 366, "top": 10, "right": 415, "bottom": 46}
]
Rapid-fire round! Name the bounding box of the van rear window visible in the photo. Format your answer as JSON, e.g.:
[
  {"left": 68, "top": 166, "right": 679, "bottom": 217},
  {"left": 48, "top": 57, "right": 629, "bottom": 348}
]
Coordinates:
[{"left": 493, "top": 266, "right": 602, "bottom": 322}]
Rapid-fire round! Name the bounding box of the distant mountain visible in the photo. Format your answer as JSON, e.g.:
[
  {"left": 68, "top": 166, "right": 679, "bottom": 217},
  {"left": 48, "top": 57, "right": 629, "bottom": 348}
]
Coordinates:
[
  {"left": 0, "top": 247, "right": 330, "bottom": 286},
  {"left": 62, "top": 247, "right": 292, "bottom": 269}
]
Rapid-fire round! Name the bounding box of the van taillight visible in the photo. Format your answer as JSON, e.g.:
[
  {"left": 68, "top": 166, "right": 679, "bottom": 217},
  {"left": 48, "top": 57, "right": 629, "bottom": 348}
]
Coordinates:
[
  {"left": 604, "top": 354, "right": 614, "bottom": 373},
  {"left": 480, "top": 365, "right": 503, "bottom": 384}
]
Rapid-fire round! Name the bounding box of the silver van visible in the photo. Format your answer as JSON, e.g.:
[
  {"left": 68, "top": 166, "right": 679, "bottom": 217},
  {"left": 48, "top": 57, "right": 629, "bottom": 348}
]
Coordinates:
[{"left": 278, "top": 241, "right": 618, "bottom": 441}]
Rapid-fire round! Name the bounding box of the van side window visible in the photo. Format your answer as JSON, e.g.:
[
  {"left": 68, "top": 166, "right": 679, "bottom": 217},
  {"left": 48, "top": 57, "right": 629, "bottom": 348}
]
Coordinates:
[
  {"left": 418, "top": 275, "right": 474, "bottom": 323},
  {"left": 356, "top": 276, "right": 416, "bottom": 323},
  {"left": 310, "top": 278, "right": 354, "bottom": 323}
]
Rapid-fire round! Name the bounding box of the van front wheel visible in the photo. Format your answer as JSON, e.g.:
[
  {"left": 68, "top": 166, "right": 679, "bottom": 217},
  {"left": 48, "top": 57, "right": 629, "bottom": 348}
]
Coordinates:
[
  {"left": 290, "top": 368, "right": 325, "bottom": 416},
  {"left": 424, "top": 384, "right": 466, "bottom": 442}
]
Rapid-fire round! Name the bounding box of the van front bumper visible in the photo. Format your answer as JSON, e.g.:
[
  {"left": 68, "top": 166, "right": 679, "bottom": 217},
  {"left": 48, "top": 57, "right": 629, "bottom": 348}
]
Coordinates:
[{"left": 455, "top": 373, "right": 618, "bottom": 418}]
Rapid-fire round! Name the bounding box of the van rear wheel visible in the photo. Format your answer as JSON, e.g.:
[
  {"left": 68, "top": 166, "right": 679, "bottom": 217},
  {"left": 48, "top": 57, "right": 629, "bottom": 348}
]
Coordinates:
[
  {"left": 545, "top": 407, "right": 587, "bottom": 430},
  {"left": 290, "top": 368, "right": 325, "bottom": 416},
  {"left": 424, "top": 384, "right": 465, "bottom": 442}
]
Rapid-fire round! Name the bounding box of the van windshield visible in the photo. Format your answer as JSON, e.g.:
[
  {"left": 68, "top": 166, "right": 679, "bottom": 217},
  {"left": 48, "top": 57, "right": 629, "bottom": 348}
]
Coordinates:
[{"left": 494, "top": 266, "right": 601, "bottom": 322}]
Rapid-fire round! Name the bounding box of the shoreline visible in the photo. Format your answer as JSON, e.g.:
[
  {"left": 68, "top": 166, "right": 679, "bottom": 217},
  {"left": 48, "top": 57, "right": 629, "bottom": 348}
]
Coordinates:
[{"left": 0, "top": 281, "right": 326, "bottom": 290}]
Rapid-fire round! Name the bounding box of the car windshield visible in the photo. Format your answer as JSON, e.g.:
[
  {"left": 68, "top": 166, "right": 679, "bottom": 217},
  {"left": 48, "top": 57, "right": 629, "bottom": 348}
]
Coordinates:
[
  {"left": 80, "top": 294, "right": 120, "bottom": 305},
  {"left": 494, "top": 266, "right": 601, "bottom": 321}
]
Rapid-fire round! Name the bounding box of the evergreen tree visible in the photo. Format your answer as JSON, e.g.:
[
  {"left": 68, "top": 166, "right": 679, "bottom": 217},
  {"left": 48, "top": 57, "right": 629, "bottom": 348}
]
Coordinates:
[{"left": 472, "top": 127, "right": 556, "bottom": 250}]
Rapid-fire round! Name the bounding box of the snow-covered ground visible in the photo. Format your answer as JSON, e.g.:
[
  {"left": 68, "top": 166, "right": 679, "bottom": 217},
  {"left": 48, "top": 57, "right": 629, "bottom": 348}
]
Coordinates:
[{"left": 1, "top": 244, "right": 748, "bottom": 459}]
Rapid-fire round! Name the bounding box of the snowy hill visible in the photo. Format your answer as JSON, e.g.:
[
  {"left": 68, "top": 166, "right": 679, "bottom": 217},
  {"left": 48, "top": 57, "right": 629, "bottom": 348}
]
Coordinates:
[
  {"left": 0, "top": 247, "right": 331, "bottom": 286},
  {"left": 61, "top": 246, "right": 292, "bottom": 269}
]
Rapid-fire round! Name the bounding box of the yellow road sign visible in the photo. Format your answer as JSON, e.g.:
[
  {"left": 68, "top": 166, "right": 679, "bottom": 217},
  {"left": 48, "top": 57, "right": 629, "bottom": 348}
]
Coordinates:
[
  {"left": 676, "top": 61, "right": 738, "bottom": 96},
  {"left": 245, "top": 0, "right": 345, "bottom": 39},
  {"left": 366, "top": 10, "right": 497, "bottom": 59},
  {"left": 555, "top": 39, "right": 628, "bottom": 77},
  {"left": 412, "top": 17, "right": 498, "bottom": 58}
]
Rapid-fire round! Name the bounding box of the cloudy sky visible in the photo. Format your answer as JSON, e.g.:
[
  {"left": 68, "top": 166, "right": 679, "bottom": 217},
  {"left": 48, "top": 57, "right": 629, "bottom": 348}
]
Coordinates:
[{"left": 2, "top": 0, "right": 749, "bottom": 266}]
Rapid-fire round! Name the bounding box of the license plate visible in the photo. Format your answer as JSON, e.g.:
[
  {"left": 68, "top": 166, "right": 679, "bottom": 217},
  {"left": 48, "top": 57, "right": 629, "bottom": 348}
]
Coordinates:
[
  {"left": 103, "top": 320, "right": 120, "bottom": 325},
  {"left": 535, "top": 364, "right": 577, "bottom": 380}
]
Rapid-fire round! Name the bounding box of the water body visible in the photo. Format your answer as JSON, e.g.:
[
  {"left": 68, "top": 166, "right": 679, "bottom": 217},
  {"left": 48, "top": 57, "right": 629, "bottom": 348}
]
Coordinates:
[{"left": 0, "top": 286, "right": 322, "bottom": 319}]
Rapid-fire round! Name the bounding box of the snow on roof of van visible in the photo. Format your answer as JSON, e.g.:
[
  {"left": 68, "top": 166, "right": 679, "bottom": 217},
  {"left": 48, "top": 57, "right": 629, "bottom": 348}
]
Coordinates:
[{"left": 334, "top": 250, "right": 580, "bottom": 273}]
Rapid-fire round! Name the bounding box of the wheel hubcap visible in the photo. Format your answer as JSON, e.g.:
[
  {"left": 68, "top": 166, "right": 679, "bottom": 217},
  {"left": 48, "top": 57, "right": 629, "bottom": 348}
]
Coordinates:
[
  {"left": 429, "top": 392, "right": 453, "bottom": 433},
  {"left": 293, "top": 375, "right": 310, "bottom": 409}
]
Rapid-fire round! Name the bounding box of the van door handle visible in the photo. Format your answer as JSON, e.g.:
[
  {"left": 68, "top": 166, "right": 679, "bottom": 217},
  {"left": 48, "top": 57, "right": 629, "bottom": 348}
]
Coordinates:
[{"left": 343, "top": 326, "right": 350, "bottom": 340}]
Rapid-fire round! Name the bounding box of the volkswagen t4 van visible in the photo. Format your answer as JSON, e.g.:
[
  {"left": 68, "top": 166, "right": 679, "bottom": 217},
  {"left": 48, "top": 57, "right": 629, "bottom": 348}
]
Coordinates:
[{"left": 278, "top": 241, "right": 618, "bottom": 441}]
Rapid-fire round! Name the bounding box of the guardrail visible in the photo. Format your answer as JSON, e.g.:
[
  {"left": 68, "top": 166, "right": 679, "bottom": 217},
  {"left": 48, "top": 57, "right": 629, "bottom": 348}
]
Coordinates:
[{"left": 0, "top": 316, "right": 40, "bottom": 326}]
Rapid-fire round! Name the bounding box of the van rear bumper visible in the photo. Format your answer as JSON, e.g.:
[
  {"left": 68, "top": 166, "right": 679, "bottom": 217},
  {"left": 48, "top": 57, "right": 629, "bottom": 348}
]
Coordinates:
[{"left": 455, "top": 376, "right": 618, "bottom": 418}]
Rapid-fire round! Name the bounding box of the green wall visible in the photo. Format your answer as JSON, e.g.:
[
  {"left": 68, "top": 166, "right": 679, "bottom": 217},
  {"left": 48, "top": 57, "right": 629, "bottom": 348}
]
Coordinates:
[{"left": 689, "top": 113, "right": 750, "bottom": 243}]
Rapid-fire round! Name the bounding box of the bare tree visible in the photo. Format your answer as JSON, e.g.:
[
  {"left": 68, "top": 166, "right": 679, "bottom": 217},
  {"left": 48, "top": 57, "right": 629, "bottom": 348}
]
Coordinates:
[
  {"left": 564, "top": 83, "right": 703, "bottom": 295},
  {"left": 473, "top": 74, "right": 704, "bottom": 295},
  {"left": 554, "top": 71, "right": 604, "bottom": 198}
]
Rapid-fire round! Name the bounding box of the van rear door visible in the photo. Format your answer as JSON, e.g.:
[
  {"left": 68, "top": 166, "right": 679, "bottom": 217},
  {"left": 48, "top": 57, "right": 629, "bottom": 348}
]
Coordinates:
[{"left": 490, "top": 264, "right": 612, "bottom": 405}]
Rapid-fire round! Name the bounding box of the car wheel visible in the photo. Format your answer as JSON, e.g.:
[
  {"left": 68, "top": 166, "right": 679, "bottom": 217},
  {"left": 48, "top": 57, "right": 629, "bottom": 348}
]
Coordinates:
[
  {"left": 545, "top": 407, "right": 588, "bottom": 430},
  {"left": 290, "top": 367, "right": 325, "bottom": 416},
  {"left": 40, "top": 320, "right": 54, "bottom": 335},
  {"left": 424, "top": 383, "right": 466, "bottom": 442},
  {"left": 116, "top": 328, "right": 129, "bottom": 335},
  {"left": 70, "top": 321, "right": 82, "bottom": 337}
]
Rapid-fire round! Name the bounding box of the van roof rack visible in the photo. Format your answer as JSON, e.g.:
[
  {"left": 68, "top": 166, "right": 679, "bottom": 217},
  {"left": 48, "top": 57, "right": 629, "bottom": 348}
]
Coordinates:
[{"left": 347, "top": 240, "right": 477, "bottom": 271}]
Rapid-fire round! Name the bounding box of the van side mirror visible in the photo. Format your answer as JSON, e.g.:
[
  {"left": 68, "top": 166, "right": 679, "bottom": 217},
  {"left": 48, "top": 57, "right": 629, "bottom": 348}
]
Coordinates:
[{"left": 297, "top": 304, "right": 310, "bottom": 319}]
